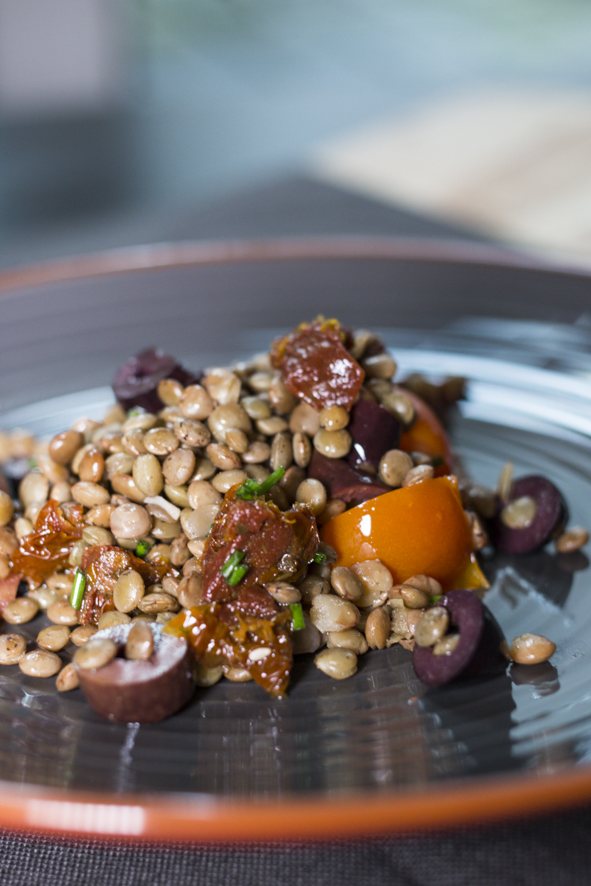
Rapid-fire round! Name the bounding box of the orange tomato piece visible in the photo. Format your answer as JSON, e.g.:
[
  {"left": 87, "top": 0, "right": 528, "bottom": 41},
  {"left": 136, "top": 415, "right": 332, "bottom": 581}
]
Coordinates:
[
  {"left": 398, "top": 387, "right": 453, "bottom": 475},
  {"left": 320, "top": 476, "right": 488, "bottom": 592}
]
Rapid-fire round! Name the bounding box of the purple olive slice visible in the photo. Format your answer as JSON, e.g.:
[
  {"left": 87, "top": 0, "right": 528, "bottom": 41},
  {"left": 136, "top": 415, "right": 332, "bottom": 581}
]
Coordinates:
[
  {"left": 413, "top": 589, "right": 505, "bottom": 687},
  {"left": 346, "top": 399, "right": 402, "bottom": 472},
  {"left": 112, "top": 347, "right": 199, "bottom": 413},
  {"left": 75, "top": 622, "right": 194, "bottom": 723},
  {"left": 489, "top": 475, "right": 567, "bottom": 555},
  {"left": 308, "top": 449, "right": 388, "bottom": 503}
]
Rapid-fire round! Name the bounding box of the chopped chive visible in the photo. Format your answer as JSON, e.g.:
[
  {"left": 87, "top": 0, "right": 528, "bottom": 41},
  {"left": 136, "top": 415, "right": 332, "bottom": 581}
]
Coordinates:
[
  {"left": 28, "top": 458, "right": 37, "bottom": 470},
  {"left": 235, "top": 467, "right": 286, "bottom": 500},
  {"left": 429, "top": 594, "right": 442, "bottom": 606},
  {"left": 289, "top": 603, "right": 306, "bottom": 631},
  {"left": 226, "top": 563, "right": 249, "bottom": 586},
  {"left": 221, "top": 550, "right": 245, "bottom": 580},
  {"left": 127, "top": 406, "right": 144, "bottom": 418},
  {"left": 135, "top": 539, "right": 151, "bottom": 558},
  {"left": 70, "top": 568, "right": 86, "bottom": 610},
  {"left": 313, "top": 551, "right": 327, "bottom": 564}
]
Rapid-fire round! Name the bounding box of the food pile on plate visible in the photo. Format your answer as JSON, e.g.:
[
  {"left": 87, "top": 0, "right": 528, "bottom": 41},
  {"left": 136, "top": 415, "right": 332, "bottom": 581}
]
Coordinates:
[{"left": 0, "top": 318, "right": 584, "bottom": 723}]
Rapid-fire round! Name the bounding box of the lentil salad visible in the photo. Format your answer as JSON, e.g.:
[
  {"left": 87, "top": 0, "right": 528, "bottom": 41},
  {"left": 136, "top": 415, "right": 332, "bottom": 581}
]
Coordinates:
[{"left": 0, "top": 317, "right": 582, "bottom": 721}]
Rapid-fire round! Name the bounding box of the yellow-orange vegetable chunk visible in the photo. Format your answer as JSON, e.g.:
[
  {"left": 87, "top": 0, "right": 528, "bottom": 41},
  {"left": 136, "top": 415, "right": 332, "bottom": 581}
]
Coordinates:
[{"left": 320, "top": 476, "right": 487, "bottom": 591}]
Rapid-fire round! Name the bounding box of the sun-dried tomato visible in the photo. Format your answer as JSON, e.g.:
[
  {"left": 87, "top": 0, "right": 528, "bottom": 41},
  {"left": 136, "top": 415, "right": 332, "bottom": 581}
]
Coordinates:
[
  {"left": 11, "top": 499, "right": 84, "bottom": 587},
  {"left": 271, "top": 319, "right": 364, "bottom": 411},
  {"left": 79, "top": 544, "right": 175, "bottom": 625}
]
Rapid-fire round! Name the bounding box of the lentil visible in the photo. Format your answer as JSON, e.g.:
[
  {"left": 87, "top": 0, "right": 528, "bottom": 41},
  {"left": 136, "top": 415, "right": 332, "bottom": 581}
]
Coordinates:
[
  {"left": 74, "top": 637, "right": 118, "bottom": 670},
  {"left": 193, "top": 663, "right": 223, "bottom": 687},
  {"left": 176, "top": 574, "right": 205, "bottom": 608},
  {"left": 433, "top": 634, "right": 460, "bottom": 656},
  {"left": 295, "top": 478, "right": 327, "bottom": 516},
  {"left": 402, "top": 464, "right": 434, "bottom": 486},
  {"left": 363, "top": 352, "right": 397, "bottom": 379},
  {"left": 378, "top": 449, "right": 414, "bottom": 487},
  {"left": 501, "top": 495, "right": 537, "bottom": 529},
  {"left": 157, "top": 377, "right": 184, "bottom": 406},
  {"left": 137, "top": 591, "right": 180, "bottom": 614},
  {"left": 555, "top": 527, "right": 589, "bottom": 553},
  {"left": 314, "top": 648, "right": 358, "bottom": 680},
  {"left": 327, "top": 628, "right": 368, "bottom": 655},
  {"left": 49, "top": 430, "right": 84, "bottom": 465},
  {"left": 98, "top": 611, "right": 131, "bottom": 630},
  {"left": 125, "top": 620, "right": 154, "bottom": 660},
  {"left": 351, "top": 560, "right": 394, "bottom": 608},
  {"left": 162, "top": 448, "right": 195, "bottom": 486},
  {"left": 0, "top": 634, "right": 27, "bottom": 665},
  {"left": 503, "top": 633, "right": 556, "bottom": 665},
  {"left": 56, "top": 663, "right": 80, "bottom": 691},
  {"left": 181, "top": 503, "right": 220, "bottom": 539},
  {"left": 310, "top": 594, "right": 360, "bottom": 633},
  {"left": 37, "top": 624, "right": 71, "bottom": 651},
  {"left": 414, "top": 607, "right": 450, "bottom": 648},
  {"left": 313, "top": 428, "right": 352, "bottom": 459},
  {"left": 175, "top": 418, "right": 211, "bottom": 448},
  {"left": 330, "top": 566, "right": 364, "bottom": 602},
  {"left": 78, "top": 446, "right": 104, "bottom": 483},
  {"left": 3, "top": 597, "right": 39, "bottom": 625},
  {"left": 365, "top": 607, "right": 391, "bottom": 649},
  {"left": 19, "top": 649, "right": 62, "bottom": 678},
  {"left": 113, "top": 569, "right": 145, "bottom": 613},
  {"left": 110, "top": 503, "right": 152, "bottom": 539},
  {"left": 47, "top": 600, "right": 80, "bottom": 626},
  {"left": 318, "top": 405, "right": 349, "bottom": 431},
  {"left": 19, "top": 472, "right": 49, "bottom": 508},
  {"left": 70, "top": 625, "right": 98, "bottom": 646}
]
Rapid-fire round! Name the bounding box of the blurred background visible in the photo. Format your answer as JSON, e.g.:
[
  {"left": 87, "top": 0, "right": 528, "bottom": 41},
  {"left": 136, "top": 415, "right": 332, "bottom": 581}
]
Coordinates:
[{"left": 2, "top": 0, "right": 591, "bottom": 269}]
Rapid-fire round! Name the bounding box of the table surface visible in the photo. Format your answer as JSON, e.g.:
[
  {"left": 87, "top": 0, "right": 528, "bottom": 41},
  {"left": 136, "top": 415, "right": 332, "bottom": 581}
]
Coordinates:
[{"left": 3, "top": 175, "right": 591, "bottom": 886}]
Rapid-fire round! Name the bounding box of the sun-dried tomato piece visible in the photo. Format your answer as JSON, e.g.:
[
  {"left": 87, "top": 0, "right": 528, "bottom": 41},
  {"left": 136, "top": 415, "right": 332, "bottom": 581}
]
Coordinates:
[
  {"left": 175, "top": 486, "right": 318, "bottom": 695},
  {"left": 271, "top": 320, "right": 364, "bottom": 411},
  {"left": 202, "top": 487, "right": 318, "bottom": 609},
  {"left": 79, "top": 545, "right": 175, "bottom": 625},
  {"left": 167, "top": 603, "right": 293, "bottom": 698},
  {"left": 11, "top": 499, "right": 84, "bottom": 587}
]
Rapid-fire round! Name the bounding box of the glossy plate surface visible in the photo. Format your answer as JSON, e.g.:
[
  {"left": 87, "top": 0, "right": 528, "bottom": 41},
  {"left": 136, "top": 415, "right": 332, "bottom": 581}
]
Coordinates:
[{"left": 2, "top": 237, "right": 591, "bottom": 841}]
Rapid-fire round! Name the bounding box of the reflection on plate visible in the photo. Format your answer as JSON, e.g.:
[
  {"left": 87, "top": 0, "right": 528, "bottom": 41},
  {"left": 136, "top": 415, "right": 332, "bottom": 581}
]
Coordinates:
[{"left": 2, "top": 238, "right": 591, "bottom": 841}]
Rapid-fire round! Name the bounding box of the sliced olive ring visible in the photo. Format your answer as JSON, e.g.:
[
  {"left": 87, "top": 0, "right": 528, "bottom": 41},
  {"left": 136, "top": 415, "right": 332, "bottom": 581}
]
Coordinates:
[{"left": 412, "top": 589, "right": 506, "bottom": 687}]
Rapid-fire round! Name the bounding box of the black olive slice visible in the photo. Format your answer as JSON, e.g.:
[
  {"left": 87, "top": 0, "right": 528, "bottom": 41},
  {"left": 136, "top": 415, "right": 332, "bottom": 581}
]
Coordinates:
[
  {"left": 75, "top": 622, "right": 194, "bottom": 723},
  {"left": 346, "top": 398, "right": 402, "bottom": 472},
  {"left": 413, "top": 589, "right": 505, "bottom": 687},
  {"left": 489, "top": 475, "right": 567, "bottom": 555},
  {"left": 307, "top": 449, "right": 388, "bottom": 503},
  {"left": 112, "top": 347, "right": 199, "bottom": 413}
]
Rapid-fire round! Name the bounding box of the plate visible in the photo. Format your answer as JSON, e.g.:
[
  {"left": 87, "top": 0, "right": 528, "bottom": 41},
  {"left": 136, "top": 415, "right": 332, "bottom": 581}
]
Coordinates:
[{"left": 2, "top": 237, "right": 591, "bottom": 842}]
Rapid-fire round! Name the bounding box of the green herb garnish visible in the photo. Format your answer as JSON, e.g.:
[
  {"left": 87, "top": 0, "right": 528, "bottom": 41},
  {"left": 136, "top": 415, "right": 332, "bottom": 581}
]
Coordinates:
[
  {"left": 313, "top": 551, "right": 327, "bottom": 564},
  {"left": 289, "top": 603, "right": 306, "bottom": 631},
  {"left": 234, "top": 467, "right": 285, "bottom": 501},
  {"left": 70, "top": 568, "right": 86, "bottom": 610},
  {"left": 429, "top": 594, "right": 442, "bottom": 606},
  {"left": 127, "top": 406, "right": 144, "bottom": 418},
  {"left": 135, "top": 539, "right": 151, "bottom": 558},
  {"left": 221, "top": 550, "right": 249, "bottom": 586},
  {"left": 227, "top": 564, "right": 249, "bottom": 586}
]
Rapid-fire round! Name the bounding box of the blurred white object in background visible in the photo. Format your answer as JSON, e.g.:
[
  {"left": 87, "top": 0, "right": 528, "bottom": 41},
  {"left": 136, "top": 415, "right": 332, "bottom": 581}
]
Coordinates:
[
  {"left": 0, "top": 0, "right": 126, "bottom": 118},
  {"left": 311, "top": 89, "right": 591, "bottom": 261}
]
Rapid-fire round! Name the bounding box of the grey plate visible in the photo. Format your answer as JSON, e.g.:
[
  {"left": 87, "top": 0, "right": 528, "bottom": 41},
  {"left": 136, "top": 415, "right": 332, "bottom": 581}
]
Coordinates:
[{"left": 2, "top": 238, "right": 591, "bottom": 838}]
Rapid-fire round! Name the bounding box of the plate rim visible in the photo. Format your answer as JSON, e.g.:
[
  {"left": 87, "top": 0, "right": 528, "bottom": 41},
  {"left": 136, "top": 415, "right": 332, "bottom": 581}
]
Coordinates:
[
  {"left": 2, "top": 234, "right": 591, "bottom": 296},
  {"left": 3, "top": 234, "right": 591, "bottom": 841}
]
